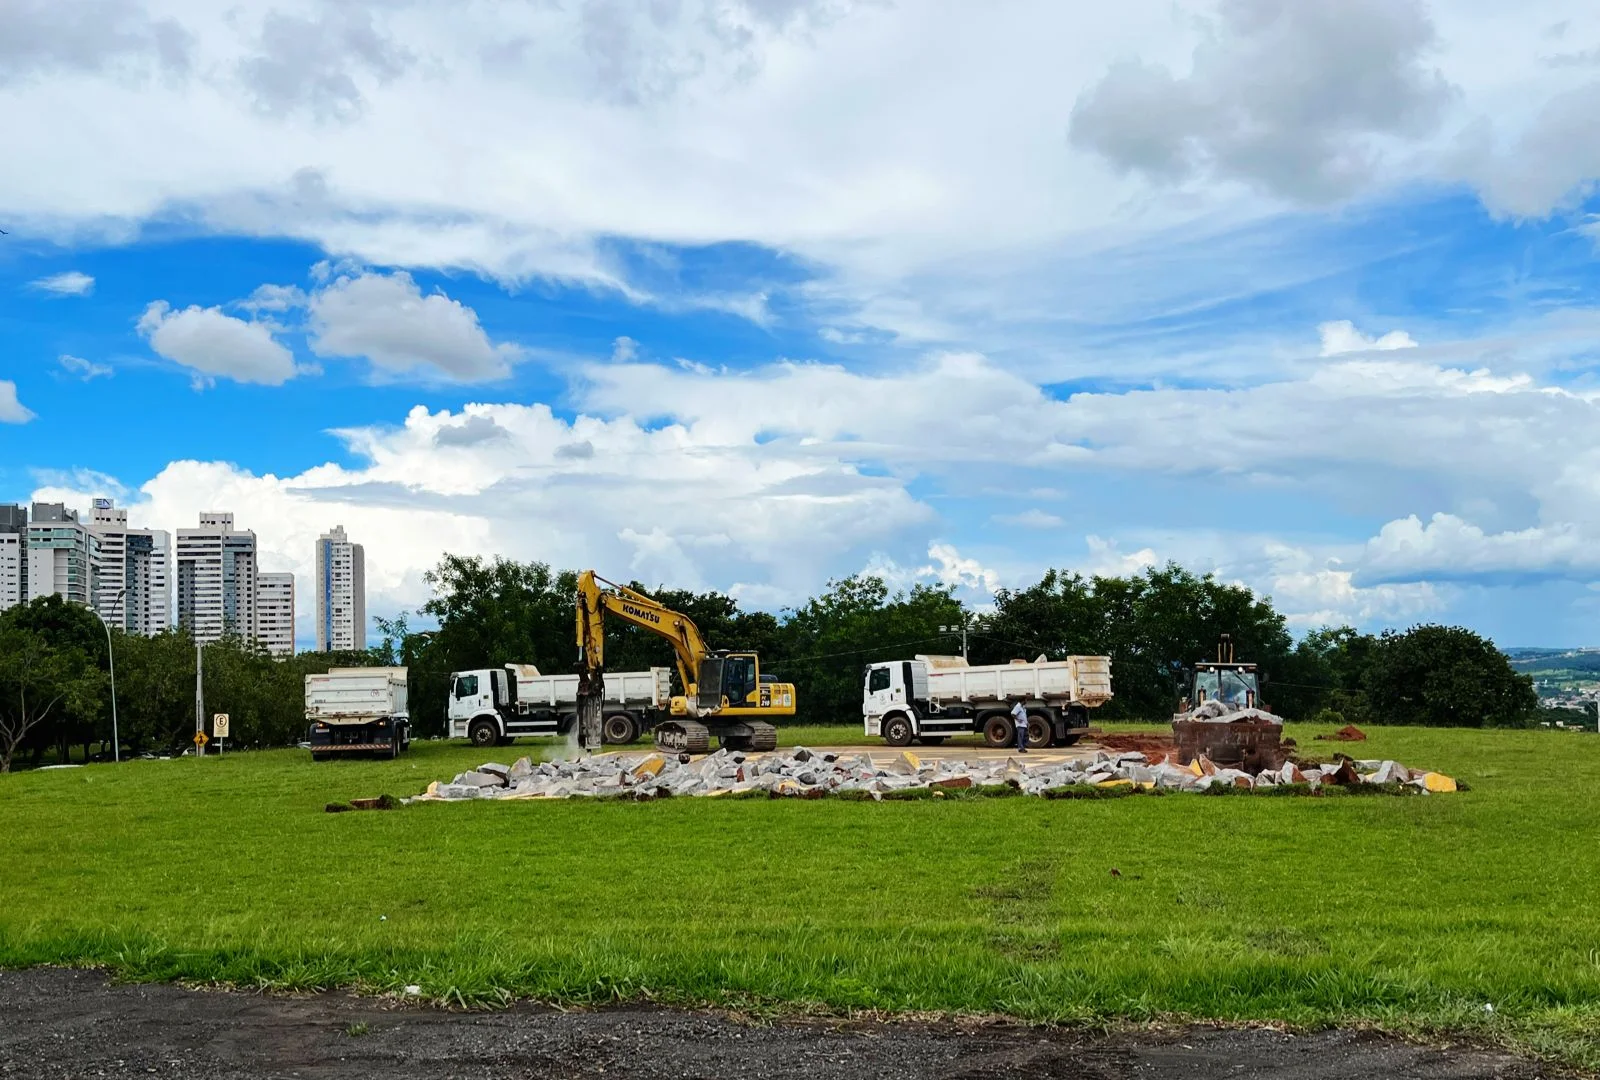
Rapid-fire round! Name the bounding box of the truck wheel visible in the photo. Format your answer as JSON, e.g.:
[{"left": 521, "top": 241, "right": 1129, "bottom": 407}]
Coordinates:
[
  {"left": 468, "top": 719, "right": 499, "bottom": 749},
  {"left": 882, "top": 714, "right": 914, "bottom": 747},
  {"left": 982, "top": 714, "right": 1013, "bottom": 748},
  {"left": 603, "top": 713, "right": 639, "bottom": 745},
  {"left": 1027, "top": 713, "right": 1054, "bottom": 749}
]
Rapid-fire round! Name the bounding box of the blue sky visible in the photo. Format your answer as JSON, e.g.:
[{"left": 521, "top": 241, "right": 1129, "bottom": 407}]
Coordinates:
[{"left": 5, "top": 0, "right": 1600, "bottom": 648}]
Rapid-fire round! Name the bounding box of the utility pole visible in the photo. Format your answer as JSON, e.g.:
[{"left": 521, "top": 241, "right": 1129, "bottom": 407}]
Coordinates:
[{"left": 194, "top": 643, "right": 205, "bottom": 758}]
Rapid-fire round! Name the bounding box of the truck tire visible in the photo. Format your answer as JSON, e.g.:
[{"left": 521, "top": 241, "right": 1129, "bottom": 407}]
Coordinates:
[
  {"left": 1026, "top": 712, "right": 1054, "bottom": 749},
  {"left": 603, "top": 713, "right": 639, "bottom": 745},
  {"left": 468, "top": 718, "right": 499, "bottom": 749},
  {"left": 982, "top": 714, "right": 1013, "bottom": 748},
  {"left": 881, "top": 713, "right": 914, "bottom": 747}
]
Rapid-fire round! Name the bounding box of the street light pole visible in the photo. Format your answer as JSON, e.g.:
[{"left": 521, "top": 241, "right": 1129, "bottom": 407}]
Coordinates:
[
  {"left": 94, "top": 587, "right": 127, "bottom": 763},
  {"left": 939, "top": 617, "right": 972, "bottom": 662}
]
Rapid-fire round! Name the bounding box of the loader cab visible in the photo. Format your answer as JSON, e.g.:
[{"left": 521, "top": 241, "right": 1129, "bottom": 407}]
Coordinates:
[{"left": 1184, "top": 635, "right": 1262, "bottom": 711}]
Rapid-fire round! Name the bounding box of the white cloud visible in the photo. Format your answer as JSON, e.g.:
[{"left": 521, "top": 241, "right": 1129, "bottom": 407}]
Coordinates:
[
  {"left": 993, "top": 509, "right": 1064, "bottom": 529},
  {"left": 1069, "top": 0, "right": 1457, "bottom": 201},
  {"left": 1318, "top": 320, "right": 1418, "bottom": 356},
  {"left": 136, "top": 300, "right": 298, "bottom": 386},
  {"left": 0, "top": 381, "right": 35, "bottom": 423},
  {"left": 1359, "top": 512, "right": 1599, "bottom": 585},
  {"left": 30, "top": 270, "right": 94, "bottom": 296},
  {"left": 58, "top": 354, "right": 112, "bottom": 380},
  {"left": 1080, "top": 536, "right": 1158, "bottom": 577},
  {"left": 918, "top": 543, "right": 1002, "bottom": 596},
  {"left": 0, "top": 0, "right": 191, "bottom": 83},
  {"left": 307, "top": 269, "right": 521, "bottom": 382}
]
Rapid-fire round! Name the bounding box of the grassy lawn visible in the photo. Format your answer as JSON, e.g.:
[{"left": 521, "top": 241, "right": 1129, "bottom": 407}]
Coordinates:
[{"left": 3, "top": 725, "right": 1599, "bottom": 1066}]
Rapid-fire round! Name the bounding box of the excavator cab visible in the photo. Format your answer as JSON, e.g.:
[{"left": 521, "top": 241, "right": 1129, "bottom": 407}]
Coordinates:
[{"left": 696, "top": 653, "right": 761, "bottom": 711}]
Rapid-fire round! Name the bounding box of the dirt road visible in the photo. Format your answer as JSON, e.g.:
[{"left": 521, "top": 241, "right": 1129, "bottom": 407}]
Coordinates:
[{"left": 0, "top": 968, "right": 1548, "bottom": 1079}]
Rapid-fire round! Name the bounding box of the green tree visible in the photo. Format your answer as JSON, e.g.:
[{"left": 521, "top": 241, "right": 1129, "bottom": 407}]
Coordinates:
[
  {"left": 0, "top": 623, "right": 104, "bottom": 772},
  {"left": 1362, "top": 624, "right": 1538, "bottom": 728}
]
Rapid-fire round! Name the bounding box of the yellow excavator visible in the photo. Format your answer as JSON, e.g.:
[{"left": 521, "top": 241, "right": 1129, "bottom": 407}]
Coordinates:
[{"left": 574, "top": 571, "right": 796, "bottom": 754}]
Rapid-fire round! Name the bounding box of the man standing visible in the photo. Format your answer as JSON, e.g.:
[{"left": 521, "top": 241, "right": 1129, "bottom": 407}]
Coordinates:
[{"left": 1011, "top": 699, "right": 1030, "bottom": 754}]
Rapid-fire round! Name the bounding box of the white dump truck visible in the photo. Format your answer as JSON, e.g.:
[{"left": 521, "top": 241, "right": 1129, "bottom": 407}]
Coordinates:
[
  {"left": 862, "top": 653, "right": 1113, "bottom": 748},
  {"left": 449, "top": 663, "right": 673, "bottom": 748},
  {"left": 306, "top": 667, "right": 411, "bottom": 760}
]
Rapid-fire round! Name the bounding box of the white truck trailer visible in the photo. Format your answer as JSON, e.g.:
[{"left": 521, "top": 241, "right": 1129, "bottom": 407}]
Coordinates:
[
  {"left": 862, "top": 653, "right": 1113, "bottom": 748},
  {"left": 306, "top": 667, "right": 411, "bottom": 760},
  {"left": 449, "top": 663, "right": 673, "bottom": 748}
]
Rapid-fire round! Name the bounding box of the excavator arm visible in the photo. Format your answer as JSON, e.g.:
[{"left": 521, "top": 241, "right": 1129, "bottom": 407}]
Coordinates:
[
  {"left": 575, "top": 571, "right": 713, "bottom": 750},
  {"left": 576, "top": 571, "right": 710, "bottom": 697}
]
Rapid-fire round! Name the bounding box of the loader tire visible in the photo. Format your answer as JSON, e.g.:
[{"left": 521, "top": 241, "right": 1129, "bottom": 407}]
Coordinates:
[
  {"left": 982, "top": 714, "right": 1013, "bottom": 748},
  {"left": 881, "top": 714, "right": 914, "bottom": 747}
]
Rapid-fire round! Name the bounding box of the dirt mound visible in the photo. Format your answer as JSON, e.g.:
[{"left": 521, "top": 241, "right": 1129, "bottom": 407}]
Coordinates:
[
  {"left": 1315, "top": 725, "right": 1368, "bottom": 742},
  {"left": 1098, "top": 733, "right": 1175, "bottom": 755}
]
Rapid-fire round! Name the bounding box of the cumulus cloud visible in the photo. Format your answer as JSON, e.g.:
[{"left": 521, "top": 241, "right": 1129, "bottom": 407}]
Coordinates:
[
  {"left": 1318, "top": 320, "right": 1418, "bottom": 356},
  {"left": 1359, "top": 513, "right": 1599, "bottom": 585},
  {"left": 58, "top": 354, "right": 112, "bottom": 380},
  {"left": 1070, "top": 0, "right": 1456, "bottom": 201},
  {"left": 136, "top": 300, "right": 298, "bottom": 386},
  {"left": 0, "top": 381, "right": 35, "bottom": 423},
  {"left": 30, "top": 271, "right": 94, "bottom": 296},
  {"left": 307, "top": 270, "right": 523, "bottom": 382}
]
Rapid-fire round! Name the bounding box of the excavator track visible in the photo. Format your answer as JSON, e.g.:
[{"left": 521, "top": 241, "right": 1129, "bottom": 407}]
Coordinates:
[
  {"left": 714, "top": 721, "right": 779, "bottom": 752},
  {"left": 654, "top": 720, "right": 711, "bottom": 754},
  {"left": 743, "top": 721, "right": 778, "bottom": 752}
]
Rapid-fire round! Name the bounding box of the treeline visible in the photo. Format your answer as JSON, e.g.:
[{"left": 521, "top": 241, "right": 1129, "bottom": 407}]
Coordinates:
[{"left": 0, "top": 556, "right": 1540, "bottom": 769}]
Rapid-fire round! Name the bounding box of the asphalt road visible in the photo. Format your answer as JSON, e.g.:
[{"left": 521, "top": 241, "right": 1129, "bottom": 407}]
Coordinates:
[{"left": 0, "top": 968, "right": 1551, "bottom": 1079}]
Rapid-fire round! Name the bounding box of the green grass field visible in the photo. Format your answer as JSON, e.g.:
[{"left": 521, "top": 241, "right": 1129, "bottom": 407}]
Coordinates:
[{"left": 3, "top": 725, "right": 1599, "bottom": 1066}]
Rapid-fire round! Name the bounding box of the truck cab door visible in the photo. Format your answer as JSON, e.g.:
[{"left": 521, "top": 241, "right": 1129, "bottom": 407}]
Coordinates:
[{"left": 863, "top": 664, "right": 896, "bottom": 716}]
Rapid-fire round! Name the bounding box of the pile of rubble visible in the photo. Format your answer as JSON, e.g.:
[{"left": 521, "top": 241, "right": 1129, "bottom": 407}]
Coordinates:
[{"left": 407, "top": 745, "right": 1458, "bottom": 803}]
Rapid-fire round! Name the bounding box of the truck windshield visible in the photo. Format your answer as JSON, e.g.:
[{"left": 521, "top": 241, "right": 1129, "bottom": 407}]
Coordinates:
[{"left": 454, "top": 674, "right": 478, "bottom": 699}]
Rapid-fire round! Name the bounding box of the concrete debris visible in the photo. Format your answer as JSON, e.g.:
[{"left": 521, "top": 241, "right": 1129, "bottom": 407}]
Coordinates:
[{"left": 405, "top": 745, "right": 1458, "bottom": 804}]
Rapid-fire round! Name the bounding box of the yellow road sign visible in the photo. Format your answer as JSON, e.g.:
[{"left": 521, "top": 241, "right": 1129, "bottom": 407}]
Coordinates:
[{"left": 193, "top": 731, "right": 209, "bottom": 747}]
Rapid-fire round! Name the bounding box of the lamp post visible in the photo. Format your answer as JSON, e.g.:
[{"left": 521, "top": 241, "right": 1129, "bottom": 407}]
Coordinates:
[
  {"left": 93, "top": 587, "right": 127, "bottom": 763},
  {"left": 939, "top": 615, "right": 975, "bottom": 662}
]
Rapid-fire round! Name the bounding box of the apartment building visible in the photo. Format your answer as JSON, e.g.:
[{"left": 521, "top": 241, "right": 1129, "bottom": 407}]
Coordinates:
[
  {"left": 256, "top": 572, "right": 296, "bottom": 657},
  {"left": 88, "top": 498, "right": 171, "bottom": 635},
  {"left": 314, "top": 525, "right": 366, "bottom": 652},
  {"left": 0, "top": 504, "right": 24, "bottom": 611},
  {"left": 175, "top": 512, "right": 258, "bottom": 646},
  {"left": 25, "top": 503, "right": 96, "bottom": 607}
]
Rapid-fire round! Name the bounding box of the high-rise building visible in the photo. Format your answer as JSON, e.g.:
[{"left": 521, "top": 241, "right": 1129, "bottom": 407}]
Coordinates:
[
  {"left": 26, "top": 503, "right": 96, "bottom": 607},
  {"left": 314, "top": 525, "right": 366, "bottom": 652},
  {"left": 176, "top": 512, "right": 258, "bottom": 646},
  {"left": 88, "top": 498, "right": 171, "bottom": 636},
  {"left": 0, "top": 504, "right": 25, "bottom": 611},
  {"left": 256, "top": 572, "right": 296, "bottom": 657}
]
